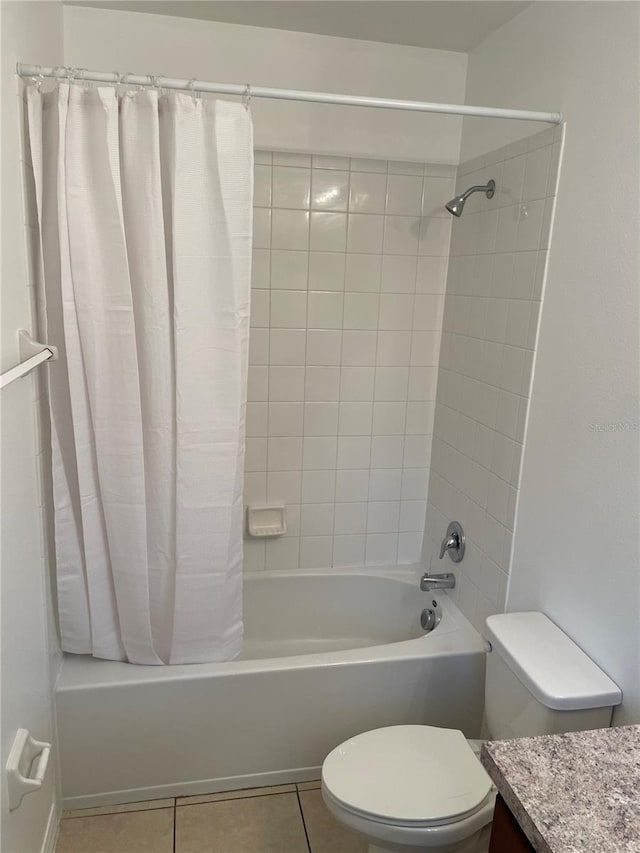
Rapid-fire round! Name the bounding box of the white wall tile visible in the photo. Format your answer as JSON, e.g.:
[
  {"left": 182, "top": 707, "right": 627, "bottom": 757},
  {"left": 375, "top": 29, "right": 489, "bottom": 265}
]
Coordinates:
[
  {"left": 268, "top": 437, "right": 303, "bottom": 470},
  {"left": 334, "top": 502, "right": 368, "bottom": 535},
  {"left": 250, "top": 289, "right": 269, "bottom": 327},
  {"left": 371, "top": 435, "right": 405, "bottom": 469},
  {"left": 269, "top": 402, "right": 303, "bottom": 436},
  {"left": 369, "top": 469, "right": 402, "bottom": 502},
  {"left": 245, "top": 150, "right": 449, "bottom": 571},
  {"left": 380, "top": 255, "right": 417, "bottom": 293},
  {"left": 300, "top": 503, "right": 334, "bottom": 536},
  {"left": 271, "top": 209, "right": 309, "bottom": 250},
  {"left": 386, "top": 175, "right": 423, "bottom": 216},
  {"left": 249, "top": 328, "right": 269, "bottom": 365},
  {"left": 347, "top": 214, "right": 385, "bottom": 253},
  {"left": 304, "top": 402, "right": 339, "bottom": 436},
  {"left": 305, "top": 366, "right": 340, "bottom": 401},
  {"left": 269, "top": 329, "right": 306, "bottom": 365},
  {"left": 265, "top": 537, "right": 300, "bottom": 570},
  {"left": 367, "top": 501, "right": 400, "bottom": 533},
  {"left": 270, "top": 290, "right": 307, "bottom": 328},
  {"left": 339, "top": 402, "right": 373, "bottom": 436},
  {"left": 247, "top": 402, "right": 268, "bottom": 437},
  {"left": 383, "top": 216, "right": 420, "bottom": 255},
  {"left": 342, "top": 330, "right": 377, "bottom": 365},
  {"left": 340, "top": 366, "right": 375, "bottom": 401},
  {"left": 345, "top": 254, "right": 382, "bottom": 292},
  {"left": 313, "top": 155, "right": 351, "bottom": 171},
  {"left": 308, "top": 252, "right": 345, "bottom": 291},
  {"left": 272, "top": 166, "right": 311, "bottom": 209},
  {"left": 311, "top": 170, "right": 349, "bottom": 211},
  {"left": 271, "top": 250, "right": 308, "bottom": 290},
  {"left": 373, "top": 402, "right": 406, "bottom": 435},
  {"left": 252, "top": 249, "right": 271, "bottom": 288},
  {"left": 253, "top": 164, "right": 272, "bottom": 207},
  {"left": 269, "top": 366, "right": 305, "bottom": 401},
  {"left": 418, "top": 217, "right": 451, "bottom": 256},
  {"left": 365, "top": 533, "right": 398, "bottom": 565},
  {"left": 337, "top": 435, "right": 371, "bottom": 469},
  {"left": 267, "top": 471, "right": 302, "bottom": 504},
  {"left": 306, "top": 329, "right": 342, "bottom": 365},
  {"left": 336, "top": 469, "right": 369, "bottom": 502},
  {"left": 253, "top": 208, "right": 271, "bottom": 249},
  {"left": 333, "top": 534, "right": 366, "bottom": 567},
  {"left": 301, "top": 470, "right": 336, "bottom": 503},
  {"left": 425, "top": 137, "right": 560, "bottom": 623},
  {"left": 308, "top": 291, "right": 344, "bottom": 329},
  {"left": 248, "top": 365, "right": 268, "bottom": 401},
  {"left": 376, "top": 331, "right": 411, "bottom": 366},
  {"left": 302, "top": 436, "right": 338, "bottom": 469},
  {"left": 349, "top": 171, "right": 387, "bottom": 213},
  {"left": 379, "top": 293, "right": 414, "bottom": 329},
  {"left": 344, "top": 292, "right": 379, "bottom": 329},
  {"left": 310, "top": 212, "right": 347, "bottom": 252},
  {"left": 374, "top": 367, "right": 409, "bottom": 402}
]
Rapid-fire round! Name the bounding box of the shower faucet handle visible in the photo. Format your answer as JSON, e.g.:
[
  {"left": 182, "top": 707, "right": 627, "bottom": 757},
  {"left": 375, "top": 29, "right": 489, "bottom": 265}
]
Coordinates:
[{"left": 438, "top": 521, "right": 465, "bottom": 563}]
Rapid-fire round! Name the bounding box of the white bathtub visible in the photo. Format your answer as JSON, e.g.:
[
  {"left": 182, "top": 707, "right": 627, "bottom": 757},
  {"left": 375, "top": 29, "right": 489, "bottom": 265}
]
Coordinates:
[{"left": 56, "top": 567, "right": 486, "bottom": 809}]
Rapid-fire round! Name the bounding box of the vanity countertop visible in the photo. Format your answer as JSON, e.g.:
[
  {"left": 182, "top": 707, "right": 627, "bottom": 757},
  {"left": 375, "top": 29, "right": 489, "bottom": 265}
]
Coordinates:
[{"left": 480, "top": 724, "right": 640, "bottom": 853}]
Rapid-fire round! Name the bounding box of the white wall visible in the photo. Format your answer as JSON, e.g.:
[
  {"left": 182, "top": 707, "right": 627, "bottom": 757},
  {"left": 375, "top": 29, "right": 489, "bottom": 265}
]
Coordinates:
[
  {"left": 63, "top": 5, "right": 467, "bottom": 164},
  {"left": 464, "top": 2, "right": 640, "bottom": 724},
  {"left": 1, "top": 3, "right": 64, "bottom": 850}
]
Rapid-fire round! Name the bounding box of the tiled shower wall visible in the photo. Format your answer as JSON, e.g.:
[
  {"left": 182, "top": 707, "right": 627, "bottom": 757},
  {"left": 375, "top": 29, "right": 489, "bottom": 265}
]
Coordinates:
[
  {"left": 244, "top": 152, "right": 455, "bottom": 570},
  {"left": 422, "top": 125, "right": 563, "bottom": 632}
]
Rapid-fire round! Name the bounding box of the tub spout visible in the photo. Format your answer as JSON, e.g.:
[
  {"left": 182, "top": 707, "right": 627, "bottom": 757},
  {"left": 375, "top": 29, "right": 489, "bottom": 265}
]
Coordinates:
[{"left": 420, "top": 573, "right": 456, "bottom": 591}]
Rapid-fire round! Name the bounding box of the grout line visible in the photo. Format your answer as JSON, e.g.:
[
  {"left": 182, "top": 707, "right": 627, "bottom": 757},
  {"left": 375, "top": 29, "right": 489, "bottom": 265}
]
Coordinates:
[
  {"left": 175, "top": 788, "right": 297, "bottom": 808},
  {"left": 296, "top": 790, "right": 313, "bottom": 853},
  {"left": 63, "top": 802, "right": 176, "bottom": 820}
]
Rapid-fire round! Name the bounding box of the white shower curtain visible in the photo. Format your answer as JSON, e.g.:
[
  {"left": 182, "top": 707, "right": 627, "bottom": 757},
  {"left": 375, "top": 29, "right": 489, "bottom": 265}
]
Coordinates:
[{"left": 26, "top": 83, "right": 253, "bottom": 664}]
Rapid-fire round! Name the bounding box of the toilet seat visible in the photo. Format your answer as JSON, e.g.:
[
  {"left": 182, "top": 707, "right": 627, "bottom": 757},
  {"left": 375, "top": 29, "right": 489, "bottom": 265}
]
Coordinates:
[{"left": 322, "top": 725, "right": 492, "bottom": 828}]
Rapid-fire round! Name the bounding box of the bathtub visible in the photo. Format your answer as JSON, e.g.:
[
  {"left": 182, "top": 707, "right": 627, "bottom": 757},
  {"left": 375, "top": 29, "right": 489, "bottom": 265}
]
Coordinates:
[{"left": 55, "top": 566, "right": 486, "bottom": 809}]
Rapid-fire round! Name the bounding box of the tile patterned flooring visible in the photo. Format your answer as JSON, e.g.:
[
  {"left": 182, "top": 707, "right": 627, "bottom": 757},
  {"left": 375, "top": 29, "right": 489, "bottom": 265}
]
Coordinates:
[{"left": 56, "top": 781, "right": 368, "bottom": 853}]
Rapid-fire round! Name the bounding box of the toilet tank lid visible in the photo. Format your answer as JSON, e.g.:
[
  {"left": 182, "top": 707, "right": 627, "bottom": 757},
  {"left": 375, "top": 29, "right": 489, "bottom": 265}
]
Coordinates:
[{"left": 484, "top": 612, "right": 622, "bottom": 711}]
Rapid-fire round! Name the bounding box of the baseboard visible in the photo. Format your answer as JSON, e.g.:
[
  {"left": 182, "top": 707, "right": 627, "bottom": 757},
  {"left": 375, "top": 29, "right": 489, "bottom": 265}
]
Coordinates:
[
  {"left": 41, "top": 801, "right": 60, "bottom": 853},
  {"left": 62, "top": 765, "right": 322, "bottom": 811}
]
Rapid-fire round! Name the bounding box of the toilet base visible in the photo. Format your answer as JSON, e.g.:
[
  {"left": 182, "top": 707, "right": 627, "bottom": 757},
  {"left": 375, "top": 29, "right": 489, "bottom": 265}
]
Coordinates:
[{"left": 367, "top": 824, "right": 491, "bottom": 853}]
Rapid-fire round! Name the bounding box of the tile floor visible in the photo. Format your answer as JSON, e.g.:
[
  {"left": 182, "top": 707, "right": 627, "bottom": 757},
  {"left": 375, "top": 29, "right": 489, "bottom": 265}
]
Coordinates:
[{"left": 56, "top": 781, "right": 368, "bottom": 853}]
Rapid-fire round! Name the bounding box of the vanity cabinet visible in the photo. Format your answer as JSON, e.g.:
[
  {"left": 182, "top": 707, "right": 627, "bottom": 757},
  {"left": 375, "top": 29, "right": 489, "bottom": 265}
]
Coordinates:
[{"left": 488, "top": 794, "right": 534, "bottom": 853}]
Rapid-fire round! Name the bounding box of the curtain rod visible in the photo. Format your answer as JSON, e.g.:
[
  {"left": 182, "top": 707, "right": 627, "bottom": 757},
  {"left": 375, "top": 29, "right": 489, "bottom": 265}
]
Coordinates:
[{"left": 17, "top": 64, "right": 562, "bottom": 124}]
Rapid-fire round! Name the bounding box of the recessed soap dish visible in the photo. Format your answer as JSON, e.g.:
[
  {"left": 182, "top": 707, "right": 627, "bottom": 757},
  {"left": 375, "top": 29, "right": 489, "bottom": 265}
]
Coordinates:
[{"left": 246, "top": 504, "right": 287, "bottom": 538}]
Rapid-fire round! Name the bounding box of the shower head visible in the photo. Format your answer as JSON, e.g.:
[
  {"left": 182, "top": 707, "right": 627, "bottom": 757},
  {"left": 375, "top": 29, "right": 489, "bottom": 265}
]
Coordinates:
[{"left": 445, "top": 179, "right": 496, "bottom": 217}]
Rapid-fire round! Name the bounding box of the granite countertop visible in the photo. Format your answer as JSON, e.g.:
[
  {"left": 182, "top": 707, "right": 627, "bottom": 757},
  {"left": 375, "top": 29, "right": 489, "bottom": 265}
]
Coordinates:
[{"left": 481, "top": 725, "right": 640, "bottom": 853}]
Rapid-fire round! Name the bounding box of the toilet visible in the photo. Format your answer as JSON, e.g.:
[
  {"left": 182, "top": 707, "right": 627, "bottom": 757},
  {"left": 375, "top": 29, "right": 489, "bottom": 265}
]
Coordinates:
[{"left": 321, "top": 611, "right": 622, "bottom": 853}]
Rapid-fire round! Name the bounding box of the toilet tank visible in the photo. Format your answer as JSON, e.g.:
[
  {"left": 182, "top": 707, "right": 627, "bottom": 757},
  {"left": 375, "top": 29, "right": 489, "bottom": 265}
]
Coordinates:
[{"left": 483, "top": 612, "right": 622, "bottom": 739}]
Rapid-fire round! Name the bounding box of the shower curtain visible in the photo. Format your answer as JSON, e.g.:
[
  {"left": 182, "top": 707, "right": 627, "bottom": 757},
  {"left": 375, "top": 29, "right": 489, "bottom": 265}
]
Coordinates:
[{"left": 26, "top": 83, "right": 253, "bottom": 665}]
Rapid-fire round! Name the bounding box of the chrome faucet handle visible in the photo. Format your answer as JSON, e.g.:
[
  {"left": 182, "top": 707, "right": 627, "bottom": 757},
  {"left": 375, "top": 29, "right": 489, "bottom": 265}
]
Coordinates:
[
  {"left": 439, "top": 534, "right": 458, "bottom": 559},
  {"left": 438, "top": 521, "right": 465, "bottom": 563}
]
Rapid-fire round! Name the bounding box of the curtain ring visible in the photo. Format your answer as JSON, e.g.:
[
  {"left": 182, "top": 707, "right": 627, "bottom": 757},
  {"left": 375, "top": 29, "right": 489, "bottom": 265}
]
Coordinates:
[
  {"left": 52, "top": 65, "right": 66, "bottom": 86},
  {"left": 30, "top": 64, "right": 45, "bottom": 91},
  {"left": 188, "top": 78, "right": 198, "bottom": 105},
  {"left": 242, "top": 83, "right": 251, "bottom": 111},
  {"left": 77, "top": 67, "right": 89, "bottom": 90},
  {"left": 66, "top": 66, "right": 76, "bottom": 85}
]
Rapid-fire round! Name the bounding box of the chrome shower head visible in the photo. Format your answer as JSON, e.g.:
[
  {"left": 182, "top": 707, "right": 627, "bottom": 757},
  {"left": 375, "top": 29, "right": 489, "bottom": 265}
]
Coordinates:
[{"left": 445, "top": 179, "right": 496, "bottom": 217}]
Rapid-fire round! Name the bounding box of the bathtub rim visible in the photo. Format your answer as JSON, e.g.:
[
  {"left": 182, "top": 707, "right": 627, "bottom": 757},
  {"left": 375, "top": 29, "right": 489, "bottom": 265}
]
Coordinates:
[{"left": 57, "top": 565, "right": 485, "bottom": 691}]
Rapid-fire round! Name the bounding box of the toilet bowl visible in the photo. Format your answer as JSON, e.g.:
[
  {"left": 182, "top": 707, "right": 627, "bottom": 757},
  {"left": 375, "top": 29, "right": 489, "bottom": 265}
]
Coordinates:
[
  {"left": 321, "top": 611, "right": 622, "bottom": 853},
  {"left": 321, "top": 725, "right": 495, "bottom": 853}
]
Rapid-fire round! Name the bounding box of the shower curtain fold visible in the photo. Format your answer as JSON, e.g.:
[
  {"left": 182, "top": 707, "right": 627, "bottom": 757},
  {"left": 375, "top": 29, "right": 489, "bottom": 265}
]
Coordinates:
[{"left": 26, "top": 84, "right": 252, "bottom": 665}]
